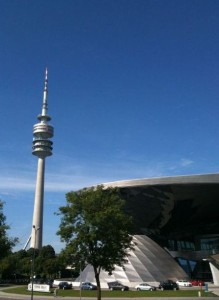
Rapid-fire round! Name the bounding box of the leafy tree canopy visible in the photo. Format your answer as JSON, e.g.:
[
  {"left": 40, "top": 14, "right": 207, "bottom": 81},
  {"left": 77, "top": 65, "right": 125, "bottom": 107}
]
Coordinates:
[
  {"left": 0, "top": 200, "right": 18, "bottom": 260},
  {"left": 38, "top": 245, "right": 56, "bottom": 259},
  {"left": 57, "top": 185, "right": 134, "bottom": 300},
  {"left": 2, "top": 245, "right": 64, "bottom": 280}
]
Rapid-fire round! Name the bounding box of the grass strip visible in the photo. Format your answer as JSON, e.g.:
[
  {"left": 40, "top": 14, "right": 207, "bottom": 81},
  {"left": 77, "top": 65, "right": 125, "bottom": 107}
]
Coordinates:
[{"left": 2, "top": 285, "right": 217, "bottom": 297}]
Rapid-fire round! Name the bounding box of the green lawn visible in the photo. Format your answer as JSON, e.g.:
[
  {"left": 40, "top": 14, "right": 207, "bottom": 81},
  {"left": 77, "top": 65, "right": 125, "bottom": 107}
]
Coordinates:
[{"left": 1, "top": 285, "right": 217, "bottom": 297}]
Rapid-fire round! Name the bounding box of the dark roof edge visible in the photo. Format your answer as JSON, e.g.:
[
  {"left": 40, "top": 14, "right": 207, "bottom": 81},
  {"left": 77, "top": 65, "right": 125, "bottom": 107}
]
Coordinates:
[{"left": 102, "top": 173, "right": 219, "bottom": 188}]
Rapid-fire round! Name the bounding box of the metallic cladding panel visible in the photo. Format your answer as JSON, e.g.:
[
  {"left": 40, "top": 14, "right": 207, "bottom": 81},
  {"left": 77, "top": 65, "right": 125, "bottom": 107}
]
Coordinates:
[{"left": 78, "top": 235, "right": 188, "bottom": 284}]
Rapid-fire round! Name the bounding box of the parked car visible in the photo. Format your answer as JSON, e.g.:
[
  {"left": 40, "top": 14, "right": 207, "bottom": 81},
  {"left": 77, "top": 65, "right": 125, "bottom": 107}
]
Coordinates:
[
  {"left": 190, "top": 279, "right": 205, "bottom": 286},
  {"left": 108, "top": 281, "right": 129, "bottom": 291},
  {"left": 176, "top": 280, "right": 192, "bottom": 287},
  {"left": 81, "top": 282, "right": 97, "bottom": 290},
  {"left": 158, "top": 280, "right": 179, "bottom": 291},
  {"left": 58, "top": 281, "right": 72, "bottom": 289},
  {"left": 45, "top": 279, "right": 54, "bottom": 287},
  {"left": 135, "top": 282, "right": 156, "bottom": 291}
]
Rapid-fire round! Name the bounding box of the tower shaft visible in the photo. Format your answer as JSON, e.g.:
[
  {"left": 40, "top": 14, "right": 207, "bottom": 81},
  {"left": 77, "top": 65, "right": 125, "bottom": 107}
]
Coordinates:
[{"left": 30, "top": 158, "right": 45, "bottom": 248}]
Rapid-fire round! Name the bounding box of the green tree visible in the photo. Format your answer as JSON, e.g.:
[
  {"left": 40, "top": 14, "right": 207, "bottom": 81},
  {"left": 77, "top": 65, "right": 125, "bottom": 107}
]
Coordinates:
[
  {"left": 0, "top": 255, "right": 15, "bottom": 279},
  {"left": 39, "top": 245, "right": 56, "bottom": 259},
  {"left": 0, "top": 200, "right": 18, "bottom": 260},
  {"left": 9, "top": 246, "right": 62, "bottom": 280},
  {"left": 0, "top": 251, "right": 26, "bottom": 280},
  {"left": 34, "top": 245, "right": 58, "bottom": 278},
  {"left": 57, "top": 185, "right": 134, "bottom": 300}
]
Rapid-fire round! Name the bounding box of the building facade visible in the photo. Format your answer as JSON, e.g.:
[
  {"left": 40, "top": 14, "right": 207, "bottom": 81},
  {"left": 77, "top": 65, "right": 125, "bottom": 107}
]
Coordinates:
[{"left": 81, "top": 173, "right": 219, "bottom": 284}]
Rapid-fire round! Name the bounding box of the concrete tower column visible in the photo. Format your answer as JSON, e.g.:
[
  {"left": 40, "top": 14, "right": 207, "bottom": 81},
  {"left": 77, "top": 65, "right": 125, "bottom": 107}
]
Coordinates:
[{"left": 30, "top": 158, "right": 45, "bottom": 248}]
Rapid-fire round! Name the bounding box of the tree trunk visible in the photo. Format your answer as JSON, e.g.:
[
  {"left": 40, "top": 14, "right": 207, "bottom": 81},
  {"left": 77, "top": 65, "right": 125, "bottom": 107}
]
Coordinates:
[{"left": 94, "top": 267, "right": 101, "bottom": 300}]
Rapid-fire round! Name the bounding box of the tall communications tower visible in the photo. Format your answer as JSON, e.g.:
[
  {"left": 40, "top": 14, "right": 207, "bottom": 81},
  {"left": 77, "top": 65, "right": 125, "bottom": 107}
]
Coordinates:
[{"left": 30, "top": 69, "right": 54, "bottom": 249}]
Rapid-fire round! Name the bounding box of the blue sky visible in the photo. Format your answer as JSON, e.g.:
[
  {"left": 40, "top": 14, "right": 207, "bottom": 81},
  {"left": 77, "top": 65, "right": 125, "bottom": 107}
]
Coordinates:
[{"left": 1, "top": 0, "right": 219, "bottom": 253}]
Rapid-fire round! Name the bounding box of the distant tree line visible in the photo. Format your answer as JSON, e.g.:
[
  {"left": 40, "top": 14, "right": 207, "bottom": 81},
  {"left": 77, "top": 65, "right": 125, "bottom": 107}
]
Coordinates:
[
  {"left": 0, "top": 245, "right": 74, "bottom": 282},
  {"left": 0, "top": 200, "right": 75, "bottom": 282}
]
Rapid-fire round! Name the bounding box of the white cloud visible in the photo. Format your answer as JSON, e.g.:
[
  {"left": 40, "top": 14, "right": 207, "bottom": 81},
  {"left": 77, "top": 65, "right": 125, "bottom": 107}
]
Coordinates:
[
  {"left": 0, "top": 175, "right": 35, "bottom": 191},
  {"left": 0, "top": 153, "right": 197, "bottom": 196},
  {"left": 180, "top": 158, "right": 194, "bottom": 167}
]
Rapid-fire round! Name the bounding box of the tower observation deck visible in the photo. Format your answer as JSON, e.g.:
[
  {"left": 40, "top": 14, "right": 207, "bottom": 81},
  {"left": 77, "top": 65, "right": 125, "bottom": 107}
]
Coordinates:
[
  {"left": 32, "top": 69, "right": 53, "bottom": 158},
  {"left": 30, "top": 69, "right": 54, "bottom": 249}
]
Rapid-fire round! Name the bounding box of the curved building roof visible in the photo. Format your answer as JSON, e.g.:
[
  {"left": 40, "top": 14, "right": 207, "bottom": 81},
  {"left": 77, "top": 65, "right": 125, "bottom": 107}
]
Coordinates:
[
  {"left": 102, "top": 173, "right": 219, "bottom": 240},
  {"left": 103, "top": 173, "right": 219, "bottom": 188}
]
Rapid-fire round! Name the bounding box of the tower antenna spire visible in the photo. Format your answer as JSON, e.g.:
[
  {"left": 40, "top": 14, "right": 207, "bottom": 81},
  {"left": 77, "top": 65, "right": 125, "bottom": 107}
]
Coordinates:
[
  {"left": 30, "top": 68, "right": 54, "bottom": 249},
  {"left": 42, "top": 68, "right": 48, "bottom": 117}
]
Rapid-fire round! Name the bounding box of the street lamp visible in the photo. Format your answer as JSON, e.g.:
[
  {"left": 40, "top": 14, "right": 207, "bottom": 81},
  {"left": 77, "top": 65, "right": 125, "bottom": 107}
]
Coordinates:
[
  {"left": 31, "top": 225, "right": 40, "bottom": 300},
  {"left": 71, "top": 254, "right": 83, "bottom": 300},
  {"left": 80, "top": 260, "right": 82, "bottom": 300}
]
